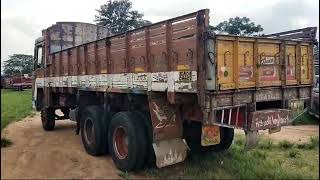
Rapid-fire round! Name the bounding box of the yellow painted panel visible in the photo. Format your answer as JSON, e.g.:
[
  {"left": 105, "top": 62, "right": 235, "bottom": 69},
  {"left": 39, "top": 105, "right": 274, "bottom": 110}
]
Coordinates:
[
  {"left": 300, "top": 45, "right": 309, "bottom": 81},
  {"left": 238, "top": 42, "right": 254, "bottom": 87},
  {"left": 286, "top": 45, "right": 296, "bottom": 83},
  {"left": 217, "top": 40, "right": 234, "bottom": 84},
  {"left": 258, "top": 43, "right": 280, "bottom": 84}
]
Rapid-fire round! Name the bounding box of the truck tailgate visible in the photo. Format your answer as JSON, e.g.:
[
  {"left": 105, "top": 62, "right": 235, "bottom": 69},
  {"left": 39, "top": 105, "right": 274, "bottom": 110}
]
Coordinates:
[{"left": 215, "top": 35, "right": 313, "bottom": 90}]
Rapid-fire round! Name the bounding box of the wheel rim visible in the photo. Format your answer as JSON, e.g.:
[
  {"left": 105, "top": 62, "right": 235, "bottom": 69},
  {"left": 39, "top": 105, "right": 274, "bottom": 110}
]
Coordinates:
[
  {"left": 84, "top": 118, "right": 94, "bottom": 145},
  {"left": 113, "top": 126, "right": 128, "bottom": 159}
]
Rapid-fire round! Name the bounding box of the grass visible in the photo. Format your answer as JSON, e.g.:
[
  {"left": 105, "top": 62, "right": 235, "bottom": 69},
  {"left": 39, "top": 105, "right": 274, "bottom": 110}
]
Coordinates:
[
  {"left": 142, "top": 135, "right": 319, "bottom": 179},
  {"left": 1, "top": 89, "right": 34, "bottom": 130},
  {"left": 292, "top": 112, "right": 319, "bottom": 125}
]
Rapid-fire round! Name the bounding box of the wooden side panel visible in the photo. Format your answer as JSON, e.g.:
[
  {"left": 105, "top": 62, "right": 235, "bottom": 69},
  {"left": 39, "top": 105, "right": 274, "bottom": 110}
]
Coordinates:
[
  {"left": 238, "top": 41, "right": 255, "bottom": 88},
  {"left": 172, "top": 18, "right": 197, "bottom": 71},
  {"left": 149, "top": 23, "right": 168, "bottom": 72},
  {"left": 70, "top": 48, "right": 78, "bottom": 76},
  {"left": 111, "top": 36, "right": 126, "bottom": 73},
  {"left": 130, "top": 29, "right": 147, "bottom": 73},
  {"left": 215, "top": 36, "right": 309, "bottom": 90},
  {"left": 286, "top": 45, "right": 297, "bottom": 85},
  {"left": 61, "top": 51, "right": 69, "bottom": 76},
  {"left": 97, "top": 39, "right": 107, "bottom": 74},
  {"left": 258, "top": 43, "right": 281, "bottom": 87},
  {"left": 217, "top": 40, "right": 235, "bottom": 89},
  {"left": 53, "top": 53, "right": 60, "bottom": 77},
  {"left": 79, "top": 46, "right": 86, "bottom": 75},
  {"left": 87, "top": 43, "right": 96, "bottom": 75},
  {"left": 300, "top": 45, "right": 310, "bottom": 84}
]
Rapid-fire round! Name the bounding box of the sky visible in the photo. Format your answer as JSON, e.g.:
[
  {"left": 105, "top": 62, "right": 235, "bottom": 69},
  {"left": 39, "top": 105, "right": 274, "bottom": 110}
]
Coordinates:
[{"left": 1, "top": 0, "right": 319, "bottom": 71}]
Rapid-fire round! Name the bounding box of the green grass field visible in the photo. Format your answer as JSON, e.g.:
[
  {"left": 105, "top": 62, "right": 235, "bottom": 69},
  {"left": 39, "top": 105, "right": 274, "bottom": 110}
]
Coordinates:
[
  {"left": 1, "top": 89, "right": 34, "bottom": 130},
  {"left": 142, "top": 135, "right": 319, "bottom": 179}
]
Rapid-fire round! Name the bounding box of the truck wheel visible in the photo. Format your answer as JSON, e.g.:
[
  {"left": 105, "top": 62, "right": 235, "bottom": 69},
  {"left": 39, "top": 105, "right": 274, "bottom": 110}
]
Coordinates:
[
  {"left": 132, "top": 111, "right": 155, "bottom": 167},
  {"left": 80, "top": 105, "right": 107, "bottom": 156},
  {"left": 184, "top": 122, "right": 234, "bottom": 153},
  {"left": 41, "top": 108, "right": 55, "bottom": 131},
  {"left": 108, "top": 112, "right": 147, "bottom": 171}
]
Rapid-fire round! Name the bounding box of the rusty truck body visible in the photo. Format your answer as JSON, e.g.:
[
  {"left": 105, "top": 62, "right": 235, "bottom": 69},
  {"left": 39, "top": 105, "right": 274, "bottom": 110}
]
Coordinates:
[{"left": 32, "top": 9, "right": 316, "bottom": 171}]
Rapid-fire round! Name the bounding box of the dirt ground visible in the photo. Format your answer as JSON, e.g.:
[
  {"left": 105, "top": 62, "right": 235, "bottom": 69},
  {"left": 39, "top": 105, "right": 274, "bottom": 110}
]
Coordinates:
[{"left": 1, "top": 113, "right": 319, "bottom": 179}]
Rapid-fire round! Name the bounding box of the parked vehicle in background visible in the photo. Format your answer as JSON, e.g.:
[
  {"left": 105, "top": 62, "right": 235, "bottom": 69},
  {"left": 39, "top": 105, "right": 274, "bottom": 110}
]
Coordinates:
[
  {"left": 309, "top": 75, "right": 319, "bottom": 118},
  {"left": 32, "top": 9, "right": 317, "bottom": 171},
  {"left": 2, "top": 74, "right": 32, "bottom": 91},
  {"left": 1, "top": 76, "right": 4, "bottom": 88}
]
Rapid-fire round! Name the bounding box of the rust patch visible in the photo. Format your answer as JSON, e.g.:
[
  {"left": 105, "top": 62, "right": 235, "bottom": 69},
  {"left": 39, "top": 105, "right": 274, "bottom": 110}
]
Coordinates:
[{"left": 148, "top": 95, "right": 182, "bottom": 141}]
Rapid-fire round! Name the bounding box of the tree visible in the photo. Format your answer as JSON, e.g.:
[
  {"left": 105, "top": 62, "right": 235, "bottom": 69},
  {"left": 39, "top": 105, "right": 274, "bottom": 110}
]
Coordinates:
[
  {"left": 94, "top": 0, "right": 151, "bottom": 34},
  {"left": 210, "top": 17, "right": 263, "bottom": 36},
  {"left": 3, "top": 54, "right": 33, "bottom": 76}
]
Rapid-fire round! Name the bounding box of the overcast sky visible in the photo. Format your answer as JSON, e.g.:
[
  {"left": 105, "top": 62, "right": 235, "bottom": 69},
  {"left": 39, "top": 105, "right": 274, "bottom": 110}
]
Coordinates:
[{"left": 1, "top": 0, "right": 319, "bottom": 71}]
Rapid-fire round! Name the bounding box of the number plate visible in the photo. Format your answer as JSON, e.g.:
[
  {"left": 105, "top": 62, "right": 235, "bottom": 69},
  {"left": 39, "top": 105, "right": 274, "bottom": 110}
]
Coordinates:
[{"left": 201, "top": 125, "right": 220, "bottom": 146}]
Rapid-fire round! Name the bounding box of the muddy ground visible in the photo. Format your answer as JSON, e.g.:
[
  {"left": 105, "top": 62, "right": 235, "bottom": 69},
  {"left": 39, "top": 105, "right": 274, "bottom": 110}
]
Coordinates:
[{"left": 1, "top": 113, "right": 319, "bottom": 179}]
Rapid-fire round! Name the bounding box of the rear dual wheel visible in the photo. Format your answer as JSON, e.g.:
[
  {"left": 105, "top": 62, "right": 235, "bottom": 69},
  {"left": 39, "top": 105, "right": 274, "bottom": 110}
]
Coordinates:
[
  {"left": 108, "top": 111, "right": 148, "bottom": 171},
  {"left": 80, "top": 105, "right": 108, "bottom": 156},
  {"left": 80, "top": 107, "right": 150, "bottom": 171}
]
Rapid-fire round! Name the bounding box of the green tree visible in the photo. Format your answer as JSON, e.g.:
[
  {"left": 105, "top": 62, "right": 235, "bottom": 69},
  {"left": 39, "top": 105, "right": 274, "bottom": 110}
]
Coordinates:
[
  {"left": 210, "top": 17, "right": 263, "bottom": 36},
  {"left": 94, "top": 0, "right": 151, "bottom": 34},
  {"left": 3, "top": 54, "right": 33, "bottom": 76}
]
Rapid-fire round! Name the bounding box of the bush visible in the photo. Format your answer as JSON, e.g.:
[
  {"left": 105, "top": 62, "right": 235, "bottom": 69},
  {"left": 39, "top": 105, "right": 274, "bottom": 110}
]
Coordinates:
[
  {"left": 296, "top": 136, "right": 319, "bottom": 150},
  {"left": 278, "top": 140, "right": 294, "bottom": 149},
  {"left": 288, "top": 150, "right": 300, "bottom": 158}
]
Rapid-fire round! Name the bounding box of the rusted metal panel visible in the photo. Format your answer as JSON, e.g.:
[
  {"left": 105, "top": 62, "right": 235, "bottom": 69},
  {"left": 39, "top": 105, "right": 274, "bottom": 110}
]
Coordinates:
[
  {"left": 47, "top": 22, "right": 110, "bottom": 54},
  {"left": 148, "top": 95, "right": 182, "bottom": 142},
  {"left": 248, "top": 109, "right": 292, "bottom": 130}
]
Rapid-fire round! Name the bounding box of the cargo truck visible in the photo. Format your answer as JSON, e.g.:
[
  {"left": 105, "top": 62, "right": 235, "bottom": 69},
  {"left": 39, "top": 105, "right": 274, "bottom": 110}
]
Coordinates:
[{"left": 32, "top": 9, "right": 316, "bottom": 171}]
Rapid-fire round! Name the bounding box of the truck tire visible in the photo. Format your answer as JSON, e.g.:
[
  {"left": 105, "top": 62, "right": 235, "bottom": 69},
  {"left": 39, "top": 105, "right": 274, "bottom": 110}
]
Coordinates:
[
  {"left": 132, "top": 111, "right": 154, "bottom": 167},
  {"left": 108, "top": 111, "right": 147, "bottom": 171},
  {"left": 41, "top": 108, "right": 55, "bottom": 131},
  {"left": 184, "top": 122, "right": 234, "bottom": 153},
  {"left": 80, "top": 105, "right": 107, "bottom": 156}
]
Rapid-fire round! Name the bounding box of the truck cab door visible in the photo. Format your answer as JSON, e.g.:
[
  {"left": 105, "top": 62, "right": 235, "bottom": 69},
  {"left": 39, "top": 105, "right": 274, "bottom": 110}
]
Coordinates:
[{"left": 32, "top": 42, "right": 45, "bottom": 110}]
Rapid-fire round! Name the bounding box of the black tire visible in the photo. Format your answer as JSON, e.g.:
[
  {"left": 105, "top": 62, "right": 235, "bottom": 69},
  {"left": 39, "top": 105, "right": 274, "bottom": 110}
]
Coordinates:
[
  {"left": 108, "top": 111, "right": 147, "bottom": 172},
  {"left": 41, "top": 108, "right": 55, "bottom": 131},
  {"left": 132, "top": 111, "right": 154, "bottom": 167},
  {"left": 184, "top": 122, "right": 234, "bottom": 153},
  {"left": 80, "top": 105, "right": 108, "bottom": 156}
]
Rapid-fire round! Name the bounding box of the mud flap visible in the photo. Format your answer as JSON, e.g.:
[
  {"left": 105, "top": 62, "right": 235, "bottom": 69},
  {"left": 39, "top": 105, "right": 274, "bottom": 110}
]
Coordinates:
[
  {"left": 244, "top": 130, "right": 258, "bottom": 150},
  {"left": 152, "top": 138, "right": 188, "bottom": 168}
]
